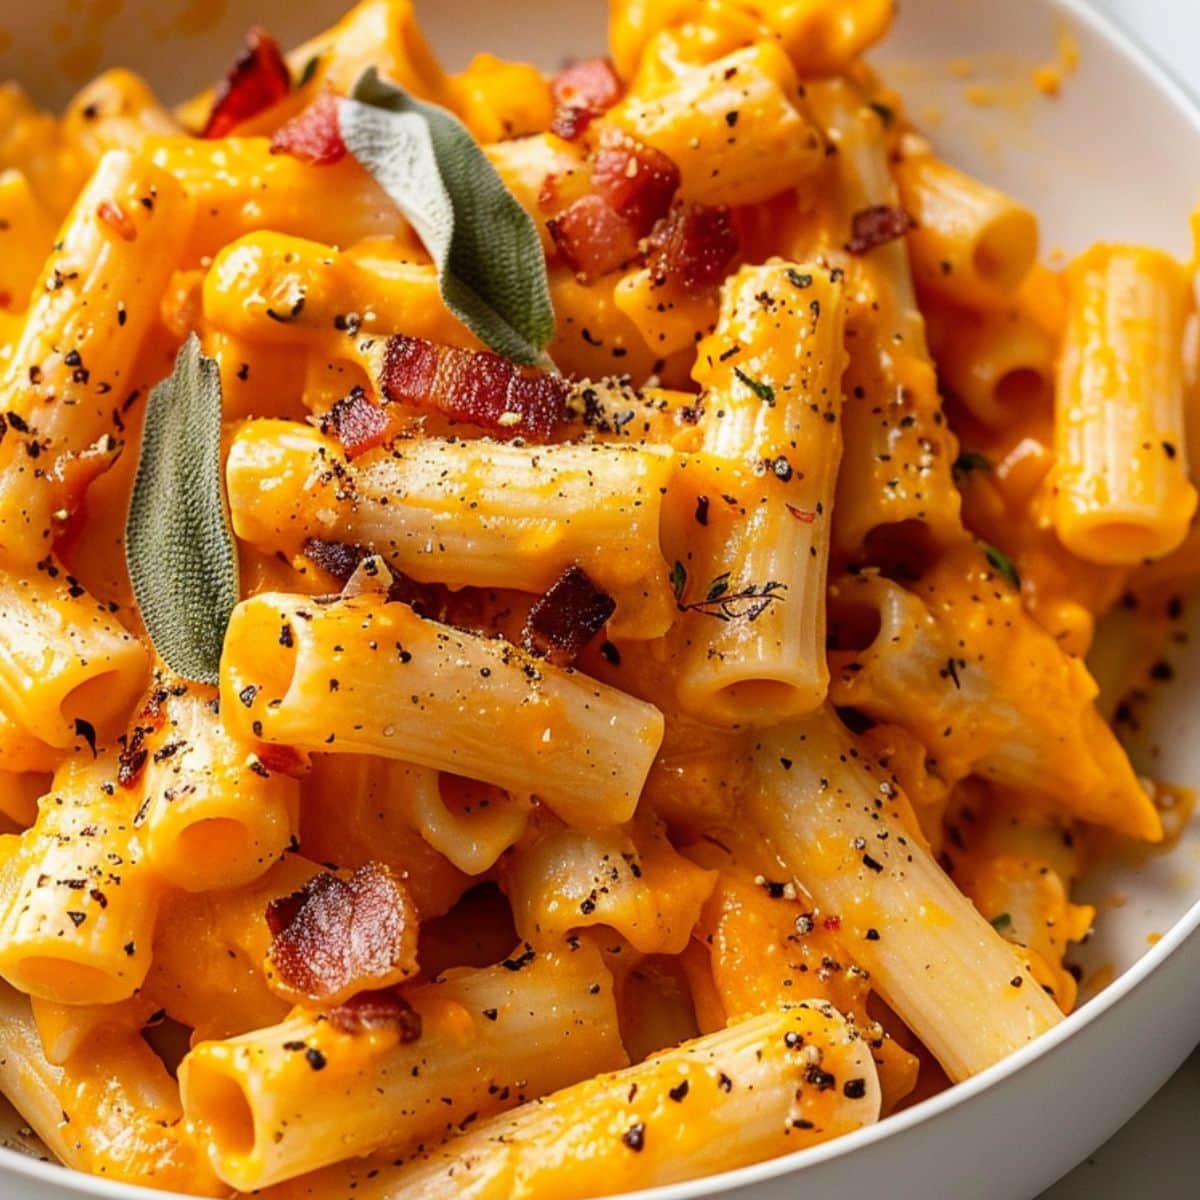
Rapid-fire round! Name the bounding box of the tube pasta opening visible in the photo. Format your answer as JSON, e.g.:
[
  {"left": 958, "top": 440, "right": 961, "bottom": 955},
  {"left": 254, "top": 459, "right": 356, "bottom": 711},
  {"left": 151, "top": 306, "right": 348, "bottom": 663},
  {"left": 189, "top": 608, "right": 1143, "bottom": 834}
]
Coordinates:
[
  {"left": 7, "top": 957, "right": 114, "bottom": 1006},
  {"left": 972, "top": 209, "right": 1039, "bottom": 293}
]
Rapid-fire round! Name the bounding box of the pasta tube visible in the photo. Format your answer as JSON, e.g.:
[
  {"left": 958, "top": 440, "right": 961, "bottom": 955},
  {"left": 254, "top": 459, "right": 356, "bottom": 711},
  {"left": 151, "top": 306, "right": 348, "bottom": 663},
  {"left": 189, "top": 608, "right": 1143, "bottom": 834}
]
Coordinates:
[
  {"left": 135, "top": 679, "right": 301, "bottom": 893},
  {"left": 221, "top": 593, "right": 665, "bottom": 829},
  {"left": 300, "top": 754, "right": 471, "bottom": 917},
  {"left": 180, "top": 943, "right": 627, "bottom": 1190},
  {"left": 828, "top": 553, "right": 1161, "bottom": 841},
  {"left": 404, "top": 770, "right": 531, "bottom": 877},
  {"left": 0, "top": 150, "right": 192, "bottom": 563},
  {"left": 895, "top": 155, "right": 1039, "bottom": 309},
  {"left": 226, "top": 421, "right": 677, "bottom": 639},
  {"left": 0, "top": 169, "right": 57, "bottom": 314},
  {"left": 0, "top": 982, "right": 223, "bottom": 1195},
  {"left": 926, "top": 302, "right": 1055, "bottom": 428},
  {"left": 1053, "top": 243, "right": 1197, "bottom": 564},
  {"left": 501, "top": 814, "right": 716, "bottom": 954},
  {"left": 202, "top": 232, "right": 474, "bottom": 351},
  {"left": 610, "top": 42, "right": 824, "bottom": 208},
  {"left": 747, "top": 708, "right": 1064, "bottom": 1081},
  {"left": 0, "top": 756, "right": 161, "bottom": 1005},
  {"left": 146, "top": 136, "right": 400, "bottom": 264},
  {"left": 673, "top": 261, "right": 845, "bottom": 723},
  {"left": 309, "top": 1004, "right": 880, "bottom": 1200},
  {"left": 0, "top": 564, "right": 148, "bottom": 750},
  {"left": 804, "top": 80, "right": 963, "bottom": 559},
  {"left": 62, "top": 70, "right": 182, "bottom": 164}
]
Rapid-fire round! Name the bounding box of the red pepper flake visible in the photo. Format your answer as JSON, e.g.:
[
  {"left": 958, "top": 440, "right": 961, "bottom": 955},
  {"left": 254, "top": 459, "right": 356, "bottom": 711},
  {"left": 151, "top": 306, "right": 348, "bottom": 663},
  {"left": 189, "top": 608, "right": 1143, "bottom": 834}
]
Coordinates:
[
  {"left": 203, "top": 27, "right": 292, "bottom": 139},
  {"left": 96, "top": 200, "right": 138, "bottom": 242},
  {"left": 523, "top": 565, "right": 615, "bottom": 665},
  {"left": 326, "top": 988, "right": 423, "bottom": 1040},
  {"left": 270, "top": 90, "right": 347, "bottom": 164},
  {"left": 321, "top": 386, "right": 391, "bottom": 459},
  {"left": 822, "top": 914, "right": 841, "bottom": 932},
  {"left": 254, "top": 743, "right": 308, "bottom": 778},
  {"left": 266, "top": 862, "right": 419, "bottom": 1005},
  {"left": 549, "top": 58, "right": 622, "bottom": 141},
  {"left": 381, "top": 335, "right": 568, "bottom": 443},
  {"left": 646, "top": 203, "right": 739, "bottom": 295},
  {"left": 844, "top": 204, "right": 915, "bottom": 255},
  {"left": 786, "top": 504, "right": 816, "bottom": 524},
  {"left": 548, "top": 193, "right": 640, "bottom": 282}
]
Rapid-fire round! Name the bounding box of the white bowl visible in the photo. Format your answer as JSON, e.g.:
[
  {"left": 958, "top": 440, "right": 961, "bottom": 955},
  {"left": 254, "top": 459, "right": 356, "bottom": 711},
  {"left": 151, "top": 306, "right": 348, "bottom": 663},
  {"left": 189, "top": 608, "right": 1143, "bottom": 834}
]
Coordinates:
[{"left": 1, "top": 1, "right": 1198, "bottom": 1198}]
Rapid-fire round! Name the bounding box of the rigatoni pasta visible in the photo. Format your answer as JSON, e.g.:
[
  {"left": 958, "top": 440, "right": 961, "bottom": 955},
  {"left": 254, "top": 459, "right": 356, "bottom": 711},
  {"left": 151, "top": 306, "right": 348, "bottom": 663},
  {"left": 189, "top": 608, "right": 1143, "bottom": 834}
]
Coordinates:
[
  {"left": 1053, "top": 243, "right": 1197, "bottom": 564},
  {"left": 0, "top": 0, "right": 1191, "bottom": 1195}
]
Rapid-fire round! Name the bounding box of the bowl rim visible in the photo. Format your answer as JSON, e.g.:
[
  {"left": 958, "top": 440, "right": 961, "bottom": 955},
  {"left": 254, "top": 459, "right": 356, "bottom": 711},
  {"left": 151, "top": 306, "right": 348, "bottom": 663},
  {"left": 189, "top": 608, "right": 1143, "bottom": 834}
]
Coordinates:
[{"left": 2, "top": 0, "right": 1199, "bottom": 1197}]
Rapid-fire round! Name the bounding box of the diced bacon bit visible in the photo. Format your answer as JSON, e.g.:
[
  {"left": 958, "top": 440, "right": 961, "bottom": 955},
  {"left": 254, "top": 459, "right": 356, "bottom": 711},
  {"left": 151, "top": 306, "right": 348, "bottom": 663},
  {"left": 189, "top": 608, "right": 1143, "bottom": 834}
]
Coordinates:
[
  {"left": 326, "top": 988, "right": 423, "bottom": 1039},
  {"left": 203, "top": 27, "right": 292, "bottom": 138},
  {"left": 300, "top": 537, "right": 445, "bottom": 618},
  {"left": 266, "top": 862, "right": 419, "bottom": 1005},
  {"left": 646, "top": 203, "right": 739, "bottom": 296},
  {"left": 381, "top": 335, "right": 568, "bottom": 443},
  {"left": 549, "top": 57, "right": 622, "bottom": 142},
  {"left": 320, "top": 386, "right": 392, "bottom": 459},
  {"left": 591, "top": 130, "right": 680, "bottom": 238},
  {"left": 547, "top": 132, "right": 681, "bottom": 282},
  {"left": 523, "top": 565, "right": 616, "bottom": 665},
  {"left": 548, "top": 193, "right": 640, "bottom": 282},
  {"left": 844, "top": 204, "right": 915, "bottom": 255},
  {"left": 270, "top": 90, "right": 347, "bottom": 165},
  {"left": 301, "top": 537, "right": 368, "bottom": 584},
  {"left": 96, "top": 200, "right": 137, "bottom": 242}
]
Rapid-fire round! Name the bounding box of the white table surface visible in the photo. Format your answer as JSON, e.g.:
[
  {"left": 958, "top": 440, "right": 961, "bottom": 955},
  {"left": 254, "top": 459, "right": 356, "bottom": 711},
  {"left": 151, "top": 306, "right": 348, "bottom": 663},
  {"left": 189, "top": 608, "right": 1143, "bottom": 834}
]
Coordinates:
[{"left": 1039, "top": 2, "right": 1200, "bottom": 1196}]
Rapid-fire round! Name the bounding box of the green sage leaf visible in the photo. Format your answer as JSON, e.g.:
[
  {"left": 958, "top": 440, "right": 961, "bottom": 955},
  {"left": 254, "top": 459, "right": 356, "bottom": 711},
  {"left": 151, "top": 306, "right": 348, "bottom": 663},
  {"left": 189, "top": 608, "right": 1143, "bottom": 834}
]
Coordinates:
[
  {"left": 339, "top": 68, "right": 555, "bottom": 366},
  {"left": 125, "top": 334, "right": 238, "bottom": 684}
]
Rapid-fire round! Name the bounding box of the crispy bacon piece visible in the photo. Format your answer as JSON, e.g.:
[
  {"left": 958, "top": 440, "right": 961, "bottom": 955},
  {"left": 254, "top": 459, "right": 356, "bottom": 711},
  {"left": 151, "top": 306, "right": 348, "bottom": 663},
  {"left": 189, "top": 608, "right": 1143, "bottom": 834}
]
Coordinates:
[
  {"left": 548, "top": 194, "right": 640, "bottom": 281},
  {"left": 203, "top": 27, "right": 292, "bottom": 139},
  {"left": 845, "top": 204, "right": 915, "bottom": 255},
  {"left": 266, "top": 862, "right": 419, "bottom": 1006},
  {"left": 301, "top": 537, "right": 368, "bottom": 584},
  {"left": 591, "top": 131, "right": 680, "bottom": 237},
  {"left": 547, "top": 134, "right": 680, "bottom": 282},
  {"left": 327, "top": 988, "right": 423, "bottom": 1039},
  {"left": 381, "top": 335, "right": 568, "bottom": 442},
  {"left": 524, "top": 565, "right": 615, "bottom": 665},
  {"left": 270, "top": 91, "right": 347, "bottom": 164},
  {"left": 549, "top": 57, "right": 622, "bottom": 141},
  {"left": 321, "top": 386, "right": 391, "bottom": 459},
  {"left": 646, "top": 203, "right": 739, "bottom": 295},
  {"left": 300, "top": 537, "right": 444, "bottom": 618}
]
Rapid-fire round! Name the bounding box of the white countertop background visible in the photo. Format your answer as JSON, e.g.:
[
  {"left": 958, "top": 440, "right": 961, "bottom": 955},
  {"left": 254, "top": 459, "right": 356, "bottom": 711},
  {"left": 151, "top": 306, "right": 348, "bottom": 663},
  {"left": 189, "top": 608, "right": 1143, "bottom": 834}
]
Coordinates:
[{"left": 1042, "top": 3, "right": 1199, "bottom": 1195}]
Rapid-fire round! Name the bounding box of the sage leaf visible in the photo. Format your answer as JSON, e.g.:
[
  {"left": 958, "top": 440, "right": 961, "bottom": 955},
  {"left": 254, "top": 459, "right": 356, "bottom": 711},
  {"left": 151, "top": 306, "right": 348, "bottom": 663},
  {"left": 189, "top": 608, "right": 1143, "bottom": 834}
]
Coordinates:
[
  {"left": 339, "top": 68, "right": 555, "bottom": 366},
  {"left": 125, "top": 334, "right": 238, "bottom": 684}
]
